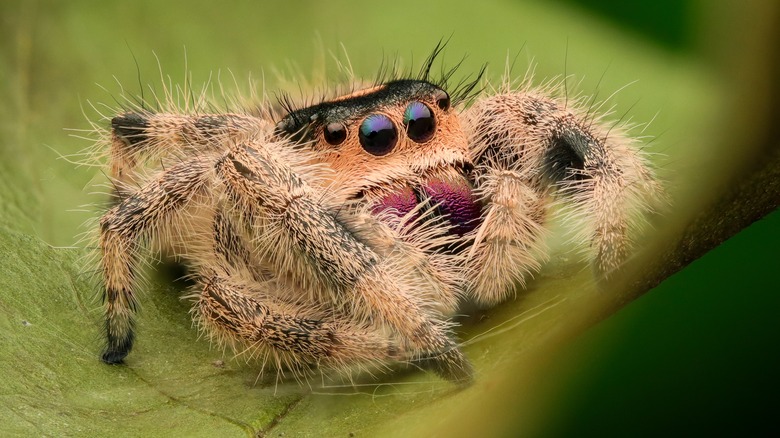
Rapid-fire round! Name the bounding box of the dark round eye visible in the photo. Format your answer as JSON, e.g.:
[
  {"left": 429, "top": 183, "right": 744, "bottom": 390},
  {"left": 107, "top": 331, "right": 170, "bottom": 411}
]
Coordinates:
[
  {"left": 359, "top": 114, "right": 397, "bottom": 156},
  {"left": 403, "top": 102, "right": 436, "bottom": 143},
  {"left": 323, "top": 122, "right": 347, "bottom": 145},
  {"left": 434, "top": 89, "right": 450, "bottom": 111}
]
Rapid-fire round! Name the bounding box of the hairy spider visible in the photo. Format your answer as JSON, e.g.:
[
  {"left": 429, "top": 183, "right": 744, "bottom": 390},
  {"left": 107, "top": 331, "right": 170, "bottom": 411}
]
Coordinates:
[{"left": 94, "top": 53, "right": 661, "bottom": 385}]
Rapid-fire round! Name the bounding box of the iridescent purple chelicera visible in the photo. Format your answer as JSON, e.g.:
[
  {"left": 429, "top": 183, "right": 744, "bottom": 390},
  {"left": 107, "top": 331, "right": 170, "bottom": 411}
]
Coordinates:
[{"left": 374, "top": 176, "right": 482, "bottom": 238}]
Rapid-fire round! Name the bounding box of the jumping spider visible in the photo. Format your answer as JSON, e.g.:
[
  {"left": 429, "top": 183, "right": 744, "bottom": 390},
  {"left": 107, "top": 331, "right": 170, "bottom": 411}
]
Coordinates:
[{"left": 96, "top": 55, "right": 661, "bottom": 384}]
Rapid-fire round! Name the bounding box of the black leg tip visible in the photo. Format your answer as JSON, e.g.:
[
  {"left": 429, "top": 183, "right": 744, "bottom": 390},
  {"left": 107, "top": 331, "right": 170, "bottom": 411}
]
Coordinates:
[
  {"left": 101, "top": 349, "right": 129, "bottom": 365},
  {"left": 416, "top": 348, "right": 475, "bottom": 386},
  {"left": 111, "top": 112, "right": 149, "bottom": 146}
]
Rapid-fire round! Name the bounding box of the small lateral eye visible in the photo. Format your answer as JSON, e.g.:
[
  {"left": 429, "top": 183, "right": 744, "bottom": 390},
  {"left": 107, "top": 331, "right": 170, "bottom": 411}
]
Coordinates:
[
  {"left": 403, "top": 101, "right": 436, "bottom": 143},
  {"left": 359, "top": 114, "right": 397, "bottom": 156},
  {"left": 323, "top": 122, "right": 347, "bottom": 145},
  {"left": 434, "top": 89, "right": 450, "bottom": 111}
]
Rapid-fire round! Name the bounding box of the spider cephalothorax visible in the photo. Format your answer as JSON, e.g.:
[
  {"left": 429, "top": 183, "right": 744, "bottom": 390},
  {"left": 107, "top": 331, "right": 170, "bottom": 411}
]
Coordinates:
[
  {"left": 275, "top": 79, "right": 483, "bottom": 240},
  {"left": 95, "top": 61, "right": 661, "bottom": 385}
]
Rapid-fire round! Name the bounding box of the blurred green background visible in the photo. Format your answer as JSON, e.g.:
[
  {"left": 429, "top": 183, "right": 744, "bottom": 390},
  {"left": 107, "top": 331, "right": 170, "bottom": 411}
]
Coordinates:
[{"left": 0, "top": 0, "right": 777, "bottom": 436}]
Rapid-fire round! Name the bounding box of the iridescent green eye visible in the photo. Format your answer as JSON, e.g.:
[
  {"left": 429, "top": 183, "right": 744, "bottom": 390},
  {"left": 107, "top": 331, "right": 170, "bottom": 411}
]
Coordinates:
[
  {"left": 403, "top": 101, "right": 436, "bottom": 143},
  {"left": 359, "top": 114, "right": 397, "bottom": 156},
  {"left": 323, "top": 122, "right": 347, "bottom": 145}
]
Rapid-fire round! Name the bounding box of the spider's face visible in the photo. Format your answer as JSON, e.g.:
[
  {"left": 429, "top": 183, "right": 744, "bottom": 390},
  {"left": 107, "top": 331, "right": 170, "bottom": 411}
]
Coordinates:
[{"left": 276, "top": 79, "right": 481, "bottom": 236}]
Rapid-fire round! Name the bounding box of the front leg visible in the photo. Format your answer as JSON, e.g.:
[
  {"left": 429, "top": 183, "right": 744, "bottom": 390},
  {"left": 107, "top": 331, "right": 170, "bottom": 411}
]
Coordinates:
[
  {"left": 463, "top": 89, "right": 662, "bottom": 304},
  {"left": 466, "top": 167, "right": 549, "bottom": 306},
  {"left": 194, "top": 272, "right": 399, "bottom": 378},
  {"left": 216, "top": 142, "right": 473, "bottom": 383}
]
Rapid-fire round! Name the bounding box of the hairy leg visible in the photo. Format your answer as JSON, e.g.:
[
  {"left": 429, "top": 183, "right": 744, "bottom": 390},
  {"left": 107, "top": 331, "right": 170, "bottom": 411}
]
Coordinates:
[
  {"left": 194, "top": 271, "right": 398, "bottom": 378},
  {"left": 109, "top": 111, "right": 269, "bottom": 186},
  {"left": 466, "top": 167, "right": 548, "bottom": 305},
  {"left": 215, "top": 142, "right": 472, "bottom": 382},
  {"left": 463, "top": 89, "right": 661, "bottom": 302},
  {"left": 99, "top": 157, "right": 213, "bottom": 363}
]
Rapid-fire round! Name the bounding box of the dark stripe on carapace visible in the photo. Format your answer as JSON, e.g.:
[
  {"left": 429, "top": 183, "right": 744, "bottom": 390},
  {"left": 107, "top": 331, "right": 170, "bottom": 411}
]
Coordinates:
[{"left": 275, "top": 80, "right": 446, "bottom": 144}]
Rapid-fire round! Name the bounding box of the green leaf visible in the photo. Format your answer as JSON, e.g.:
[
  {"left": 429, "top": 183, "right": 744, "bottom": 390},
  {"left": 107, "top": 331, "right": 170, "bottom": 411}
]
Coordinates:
[{"left": 1, "top": 0, "right": 777, "bottom": 436}]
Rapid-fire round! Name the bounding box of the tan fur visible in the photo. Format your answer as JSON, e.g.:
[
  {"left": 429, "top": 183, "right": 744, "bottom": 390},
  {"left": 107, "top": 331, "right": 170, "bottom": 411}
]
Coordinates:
[
  {"left": 311, "top": 86, "right": 469, "bottom": 204},
  {"left": 462, "top": 81, "right": 663, "bottom": 303},
  {"left": 91, "top": 67, "right": 661, "bottom": 385}
]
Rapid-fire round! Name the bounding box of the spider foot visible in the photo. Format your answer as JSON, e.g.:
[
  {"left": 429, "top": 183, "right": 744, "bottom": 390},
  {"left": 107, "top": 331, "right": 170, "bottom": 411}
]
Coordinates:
[{"left": 415, "top": 344, "right": 474, "bottom": 386}]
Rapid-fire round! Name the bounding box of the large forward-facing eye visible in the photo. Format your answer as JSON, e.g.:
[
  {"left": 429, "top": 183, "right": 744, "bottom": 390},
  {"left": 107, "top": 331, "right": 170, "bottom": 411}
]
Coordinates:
[
  {"left": 359, "top": 114, "right": 397, "bottom": 156},
  {"left": 403, "top": 101, "right": 436, "bottom": 143}
]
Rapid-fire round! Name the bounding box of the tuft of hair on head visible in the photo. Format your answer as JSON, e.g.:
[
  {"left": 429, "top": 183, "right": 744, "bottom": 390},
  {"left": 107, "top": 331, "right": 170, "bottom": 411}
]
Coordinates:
[
  {"left": 416, "top": 39, "right": 486, "bottom": 107},
  {"left": 275, "top": 39, "right": 487, "bottom": 121}
]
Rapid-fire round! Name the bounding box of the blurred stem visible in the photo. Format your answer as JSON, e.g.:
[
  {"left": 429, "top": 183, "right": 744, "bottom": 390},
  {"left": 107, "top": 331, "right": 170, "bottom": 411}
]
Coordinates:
[
  {"left": 616, "top": 0, "right": 780, "bottom": 304},
  {"left": 435, "top": 2, "right": 780, "bottom": 437}
]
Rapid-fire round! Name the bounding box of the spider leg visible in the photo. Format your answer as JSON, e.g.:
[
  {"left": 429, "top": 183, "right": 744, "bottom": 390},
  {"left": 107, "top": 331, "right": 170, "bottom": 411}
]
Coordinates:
[
  {"left": 464, "top": 91, "right": 661, "bottom": 303},
  {"left": 216, "top": 142, "right": 472, "bottom": 382},
  {"left": 211, "top": 209, "right": 274, "bottom": 282},
  {"left": 204, "top": 209, "right": 465, "bottom": 380},
  {"left": 466, "top": 167, "right": 549, "bottom": 305},
  {"left": 194, "top": 271, "right": 398, "bottom": 378},
  {"left": 100, "top": 112, "right": 261, "bottom": 361},
  {"left": 99, "top": 156, "right": 213, "bottom": 363},
  {"left": 109, "top": 111, "right": 268, "bottom": 188}
]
